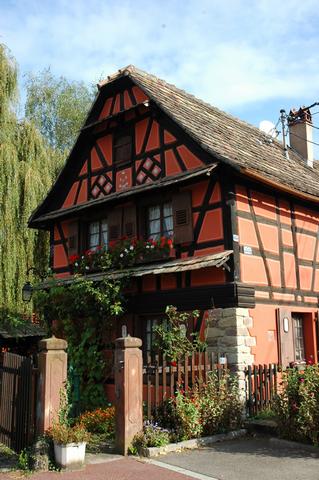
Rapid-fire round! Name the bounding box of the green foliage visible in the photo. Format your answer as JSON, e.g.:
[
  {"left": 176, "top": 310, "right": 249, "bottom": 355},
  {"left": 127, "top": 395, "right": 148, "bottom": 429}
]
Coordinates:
[
  {"left": 34, "top": 277, "right": 124, "bottom": 411},
  {"left": 25, "top": 68, "right": 94, "bottom": 152},
  {"left": 154, "top": 370, "right": 242, "bottom": 441},
  {"left": 153, "top": 305, "right": 206, "bottom": 362},
  {"left": 0, "top": 44, "right": 64, "bottom": 316},
  {"left": 274, "top": 364, "right": 319, "bottom": 445},
  {"left": 18, "top": 448, "right": 34, "bottom": 471},
  {"left": 130, "top": 421, "right": 170, "bottom": 453},
  {"left": 199, "top": 370, "right": 242, "bottom": 435}
]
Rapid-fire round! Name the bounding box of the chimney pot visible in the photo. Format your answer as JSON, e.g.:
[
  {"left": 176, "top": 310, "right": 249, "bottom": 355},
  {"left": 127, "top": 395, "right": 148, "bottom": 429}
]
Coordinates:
[{"left": 288, "top": 107, "right": 313, "bottom": 168}]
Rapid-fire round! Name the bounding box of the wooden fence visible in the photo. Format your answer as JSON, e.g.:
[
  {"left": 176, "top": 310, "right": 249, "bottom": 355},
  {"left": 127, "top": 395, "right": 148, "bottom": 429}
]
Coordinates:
[
  {"left": 0, "top": 352, "right": 38, "bottom": 452},
  {"left": 244, "top": 364, "right": 279, "bottom": 416},
  {"left": 143, "top": 352, "right": 226, "bottom": 419}
]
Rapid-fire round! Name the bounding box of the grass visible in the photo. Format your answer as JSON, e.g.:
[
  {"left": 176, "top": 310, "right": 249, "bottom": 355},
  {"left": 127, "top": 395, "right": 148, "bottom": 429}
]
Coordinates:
[{"left": 251, "top": 409, "right": 276, "bottom": 421}]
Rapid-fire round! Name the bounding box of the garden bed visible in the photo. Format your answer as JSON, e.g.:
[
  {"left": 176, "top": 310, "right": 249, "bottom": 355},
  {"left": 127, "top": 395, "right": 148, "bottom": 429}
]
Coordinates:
[{"left": 138, "top": 429, "right": 247, "bottom": 457}]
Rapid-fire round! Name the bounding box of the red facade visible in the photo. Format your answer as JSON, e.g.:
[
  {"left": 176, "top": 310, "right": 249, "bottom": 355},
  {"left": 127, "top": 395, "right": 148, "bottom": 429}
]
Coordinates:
[{"left": 29, "top": 66, "right": 319, "bottom": 369}]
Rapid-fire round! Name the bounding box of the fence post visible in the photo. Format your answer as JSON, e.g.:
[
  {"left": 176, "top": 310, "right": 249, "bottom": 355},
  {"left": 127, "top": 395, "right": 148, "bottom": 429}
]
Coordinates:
[
  {"left": 37, "top": 336, "right": 68, "bottom": 435},
  {"left": 114, "top": 337, "right": 143, "bottom": 455}
]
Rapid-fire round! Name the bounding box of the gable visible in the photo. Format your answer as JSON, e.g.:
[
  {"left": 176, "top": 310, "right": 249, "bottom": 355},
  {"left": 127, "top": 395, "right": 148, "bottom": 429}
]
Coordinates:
[{"left": 59, "top": 87, "right": 208, "bottom": 210}]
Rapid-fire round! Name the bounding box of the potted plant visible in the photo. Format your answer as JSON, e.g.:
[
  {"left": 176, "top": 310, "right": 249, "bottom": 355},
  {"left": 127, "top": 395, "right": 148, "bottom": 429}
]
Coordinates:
[{"left": 47, "top": 385, "right": 90, "bottom": 469}]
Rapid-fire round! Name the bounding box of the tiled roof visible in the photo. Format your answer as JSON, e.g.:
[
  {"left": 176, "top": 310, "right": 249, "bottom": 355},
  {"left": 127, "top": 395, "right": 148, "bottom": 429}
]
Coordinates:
[{"left": 99, "top": 65, "right": 319, "bottom": 199}]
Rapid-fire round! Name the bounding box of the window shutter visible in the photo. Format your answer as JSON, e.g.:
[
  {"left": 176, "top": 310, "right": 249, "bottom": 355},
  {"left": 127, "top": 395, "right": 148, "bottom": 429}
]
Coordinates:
[
  {"left": 172, "top": 191, "right": 193, "bottom": 244},
  {"left": 123, "top": 205, "right": 137, "bottom": 238},
  {"left": 276, "top": 308, "right": 295, "bottom": 367},
  {"left": 108, "top": 208, "right": 122, "bottom": 242},
  {"left": 67, "top": 221, "right": 79, "bottom": 258}
]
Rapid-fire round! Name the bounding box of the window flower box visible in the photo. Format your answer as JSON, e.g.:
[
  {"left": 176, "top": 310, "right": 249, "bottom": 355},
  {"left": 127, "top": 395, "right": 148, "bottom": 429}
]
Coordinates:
[{"left": 69, "top": 237, "right": 173, "bottom": 274}]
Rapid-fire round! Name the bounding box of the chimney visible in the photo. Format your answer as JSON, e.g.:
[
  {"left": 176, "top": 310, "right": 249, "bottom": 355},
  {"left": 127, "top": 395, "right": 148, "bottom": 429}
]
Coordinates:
[{"left": 288, "top": 107, "right": 313, "bottom": 168}]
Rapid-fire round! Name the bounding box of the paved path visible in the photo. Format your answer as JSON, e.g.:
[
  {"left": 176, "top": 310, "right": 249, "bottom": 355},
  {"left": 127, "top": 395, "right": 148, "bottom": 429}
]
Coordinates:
[
  {"left": 1, "top": 436, "right": 318, "bottom": 480},
  {"left": 0, "top": 456, "right": 196, "bottom": 480},
  {"left": 154, "top": 436, "right": 319, "bottom": 480}
]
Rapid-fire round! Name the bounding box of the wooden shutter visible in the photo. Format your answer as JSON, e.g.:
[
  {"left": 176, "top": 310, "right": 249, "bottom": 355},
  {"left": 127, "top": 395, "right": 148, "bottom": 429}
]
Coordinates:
[
  {"left": 123, "top": 205, "right": 137, "bottom": 238},
  {"left": 276, "top": 308, "right": 294, "bottom": 368},
  {"left": 172, "top": 191, "right": 193, "bottom": 244},
  {"left": 67, "top": 221, "right": 79, "bottom": 258},
  {"left": 108, "top": 208, "right": 122, "bottom": 241}
]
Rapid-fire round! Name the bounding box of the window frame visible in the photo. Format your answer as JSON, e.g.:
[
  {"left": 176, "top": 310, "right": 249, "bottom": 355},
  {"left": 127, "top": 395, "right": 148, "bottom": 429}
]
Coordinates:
[
  {"left": 292, "top": 313, "right": 306, "bottom": 362},
  {"left": 87, "top": 217, "right": 108, "bottom": 251},
  {"left": 146, "top": 201, "right": 173, "bottom": 241},
  {"left": 113, "top": 127, "right": 133, "bottom": 167}
]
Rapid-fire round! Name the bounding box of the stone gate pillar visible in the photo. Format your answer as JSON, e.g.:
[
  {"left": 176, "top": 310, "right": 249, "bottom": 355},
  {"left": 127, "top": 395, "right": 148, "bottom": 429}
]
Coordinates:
[
  {"left": 114, "top": 337, "right": 143, "bottom": 455},
  {"left": 37, "top": 336, "right": 68, "bottom": 434}
]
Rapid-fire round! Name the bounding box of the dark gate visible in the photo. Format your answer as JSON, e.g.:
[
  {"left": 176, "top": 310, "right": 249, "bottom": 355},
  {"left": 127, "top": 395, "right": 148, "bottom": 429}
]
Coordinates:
[{"left": 0, "top": 352, "right": 37, "bottom": 452}]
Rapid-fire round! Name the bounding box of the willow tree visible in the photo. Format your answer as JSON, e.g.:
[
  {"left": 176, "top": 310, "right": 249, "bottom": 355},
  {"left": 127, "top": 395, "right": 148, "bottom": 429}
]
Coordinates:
[{"left": 0, "top": 44, "right": 64, "bottom": 316}]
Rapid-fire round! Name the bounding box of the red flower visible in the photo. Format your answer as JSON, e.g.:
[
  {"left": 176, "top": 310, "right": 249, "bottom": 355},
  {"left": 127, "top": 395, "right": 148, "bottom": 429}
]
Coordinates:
[
  {"left": 84, "top": 249, "right": 93, "bottom": 256},
  {"left": 169, "top": 361, "right": 177, "bottom": 367},
  {"left": 69, "top": 254, "right": 79, "bottom": 263}
]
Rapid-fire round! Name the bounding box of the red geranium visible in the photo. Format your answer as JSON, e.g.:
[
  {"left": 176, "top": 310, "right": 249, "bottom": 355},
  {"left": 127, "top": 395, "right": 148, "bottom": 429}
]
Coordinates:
[{"left": 69, "top": 254, "right": 79, "bottom": 264}]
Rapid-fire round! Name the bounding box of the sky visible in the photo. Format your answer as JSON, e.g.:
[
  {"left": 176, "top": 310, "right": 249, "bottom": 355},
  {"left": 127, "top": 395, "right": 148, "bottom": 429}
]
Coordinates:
[{"left": 1, "top": 0, "right": 319, "bottom": 150}]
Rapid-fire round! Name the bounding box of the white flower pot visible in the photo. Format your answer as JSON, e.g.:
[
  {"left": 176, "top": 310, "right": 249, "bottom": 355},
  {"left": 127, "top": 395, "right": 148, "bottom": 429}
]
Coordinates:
[{"left": 54, "top": 441, "right": 86, "bottom": 469}]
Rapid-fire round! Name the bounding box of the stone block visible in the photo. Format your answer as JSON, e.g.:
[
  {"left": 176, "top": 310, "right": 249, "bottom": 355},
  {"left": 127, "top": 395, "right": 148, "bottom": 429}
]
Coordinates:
[
  {"left": 236, "top": 308, "right": 250, "bottom": 317},
  {"left": 206, "top": 327, "right": 223, "bottom": 338},
  {"left": 243, "top": 316, "right": 253, "bottom": 328},
  {"left": 245, "top": 337, "right": 256, "bottom": 347}
]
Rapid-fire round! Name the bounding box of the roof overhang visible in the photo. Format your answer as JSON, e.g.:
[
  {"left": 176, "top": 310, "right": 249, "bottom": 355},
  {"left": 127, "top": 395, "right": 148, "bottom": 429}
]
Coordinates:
[
  {"left": 29, "top": 164, "right": 218, "bottom": 228},
  {"left": 241, "top": 167, "right": 319, "bottom": 205},
  {"left": 38, "top": 251, "right": 233, "bottom": 288}
]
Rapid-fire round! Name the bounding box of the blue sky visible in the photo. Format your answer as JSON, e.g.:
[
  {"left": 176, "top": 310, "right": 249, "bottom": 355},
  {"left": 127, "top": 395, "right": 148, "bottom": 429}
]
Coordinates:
[{"left": 1, "top": 0, "right": 319, "bottom": 150}]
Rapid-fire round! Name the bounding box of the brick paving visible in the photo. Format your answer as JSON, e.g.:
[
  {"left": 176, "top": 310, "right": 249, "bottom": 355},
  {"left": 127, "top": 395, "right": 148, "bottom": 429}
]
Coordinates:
[{"left": 0, "top": 457, "right": 196, "bottom": 480}]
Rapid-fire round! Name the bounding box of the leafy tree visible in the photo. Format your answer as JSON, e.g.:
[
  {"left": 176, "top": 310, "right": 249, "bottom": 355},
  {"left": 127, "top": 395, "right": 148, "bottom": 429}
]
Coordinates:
[
  {"left": 0, "top": 44, "right": 64, "bottom": 316},
  {"left": 25, "top": 68, "right": 95, "bottom": 152}
]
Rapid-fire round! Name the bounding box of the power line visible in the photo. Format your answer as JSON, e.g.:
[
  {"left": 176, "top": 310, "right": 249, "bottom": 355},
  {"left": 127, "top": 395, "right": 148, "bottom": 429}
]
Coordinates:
[{"left": 289, "top": 131, "right": 319, "bottom": 147}]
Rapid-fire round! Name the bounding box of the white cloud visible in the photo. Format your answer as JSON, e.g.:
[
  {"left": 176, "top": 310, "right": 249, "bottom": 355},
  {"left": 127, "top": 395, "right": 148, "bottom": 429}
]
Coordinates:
[{"left": 1, "top": 0, "right": 319, "bottom": 113}]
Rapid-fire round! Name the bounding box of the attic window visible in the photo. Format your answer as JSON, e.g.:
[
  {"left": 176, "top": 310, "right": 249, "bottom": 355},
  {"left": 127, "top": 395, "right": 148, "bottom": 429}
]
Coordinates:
[{"left": 114, "top": 129, "right": 132, "bottom": 166}]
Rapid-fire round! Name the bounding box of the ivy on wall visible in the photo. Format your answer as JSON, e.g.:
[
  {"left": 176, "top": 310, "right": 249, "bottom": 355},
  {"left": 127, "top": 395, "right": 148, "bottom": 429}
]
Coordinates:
[{"left": 34, "top": 277, "right": 125, "bottom": 410}]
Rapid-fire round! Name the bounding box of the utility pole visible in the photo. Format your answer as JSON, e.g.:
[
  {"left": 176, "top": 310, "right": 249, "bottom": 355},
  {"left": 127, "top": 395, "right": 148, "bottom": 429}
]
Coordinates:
[{"left": 280, "top": 109, "right": 289, "bottom": 160}]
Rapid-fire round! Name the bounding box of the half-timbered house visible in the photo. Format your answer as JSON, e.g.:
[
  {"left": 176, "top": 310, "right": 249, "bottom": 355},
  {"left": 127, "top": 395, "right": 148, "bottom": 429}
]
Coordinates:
[{"left": 29, "top": 66, "right": 319, "bottom": 376}]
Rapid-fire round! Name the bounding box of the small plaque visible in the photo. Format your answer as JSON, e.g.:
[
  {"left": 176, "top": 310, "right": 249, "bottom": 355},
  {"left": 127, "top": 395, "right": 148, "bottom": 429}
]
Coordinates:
[
  {"left": 233, "top": 234, "right": 239, "bottom": 242},
  {"left": 243, "top": 245, "right": 253, "bottom": 255}
]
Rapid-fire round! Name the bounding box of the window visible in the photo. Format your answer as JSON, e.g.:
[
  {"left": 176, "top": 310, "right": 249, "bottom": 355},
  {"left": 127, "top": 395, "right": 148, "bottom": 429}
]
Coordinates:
[
  {"left": 114, "top": 130, "right": 132, "bottom": 166},
  {"left": 292, "top": 313, "right": 305, "bottom": 362},
  {"left": 88, "top": 219, "right": 108, "bottom": 250},
  {"left": 147, "top": 202, "right": 173, "bottom": 240}
]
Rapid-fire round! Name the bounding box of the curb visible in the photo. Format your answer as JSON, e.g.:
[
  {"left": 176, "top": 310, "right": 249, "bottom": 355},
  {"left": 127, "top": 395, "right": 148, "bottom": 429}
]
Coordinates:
[{"left": 139, "top": 428, "right": 247, "bottom": 457}]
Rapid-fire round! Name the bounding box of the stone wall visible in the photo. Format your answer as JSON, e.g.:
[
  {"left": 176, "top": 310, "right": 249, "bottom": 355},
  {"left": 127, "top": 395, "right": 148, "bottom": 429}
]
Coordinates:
[{"left": 206, "top": 307, "right": 255, "bottom": 397}]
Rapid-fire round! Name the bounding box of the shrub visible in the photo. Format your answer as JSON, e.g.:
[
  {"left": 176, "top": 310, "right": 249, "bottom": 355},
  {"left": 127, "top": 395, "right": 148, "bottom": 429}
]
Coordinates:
[
  {"left": 47, "top": 423, "right": 90, "bottom": 445},
  {"left": 274, "top": 364, "right": 319, "bottom": 445},
  {"left": 78, "top": 406, "right": 115, "bottom": 436},
  {"left": 154, "top": 370, "right": 242, "bottom": 441},
  {"left": 130, "top": 421, "right": 170, "bottom": 453},
  {"left": 199, "top": 370, "right": 242, "bottom": 435}
]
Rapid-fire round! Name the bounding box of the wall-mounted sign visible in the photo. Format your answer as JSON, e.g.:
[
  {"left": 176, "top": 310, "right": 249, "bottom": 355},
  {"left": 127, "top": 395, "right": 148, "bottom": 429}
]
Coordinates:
[
  {"left": 243, "top": 246, "right": 253, "bottom": 255},
  {"left": 233, "top": 234, "right": 239, "bottom": 243}
]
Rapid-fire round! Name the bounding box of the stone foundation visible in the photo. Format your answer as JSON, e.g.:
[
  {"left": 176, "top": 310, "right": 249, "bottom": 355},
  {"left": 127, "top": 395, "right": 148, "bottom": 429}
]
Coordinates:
[{"left": 206, "top": 307, "right": 255, "bottom": 398}]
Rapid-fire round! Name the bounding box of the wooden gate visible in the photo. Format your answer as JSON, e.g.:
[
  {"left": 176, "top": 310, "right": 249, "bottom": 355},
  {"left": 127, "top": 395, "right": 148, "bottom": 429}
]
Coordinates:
[{"left": 0, "top": 352, "right": 37, "bottom": 452}]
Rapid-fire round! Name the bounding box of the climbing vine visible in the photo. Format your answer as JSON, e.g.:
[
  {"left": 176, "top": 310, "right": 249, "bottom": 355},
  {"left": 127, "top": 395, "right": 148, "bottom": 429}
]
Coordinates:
[{"left": 34, "top": 276, "right": 125, "bottom": 410}]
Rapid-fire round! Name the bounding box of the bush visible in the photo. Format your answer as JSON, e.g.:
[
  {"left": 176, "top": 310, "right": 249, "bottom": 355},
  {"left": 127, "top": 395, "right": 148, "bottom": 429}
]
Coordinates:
[
  {"left": 154, "top": 370, "right": 242, "bottom": 441},
  {"left": 78, "top": 406, "right": 115, "bottom": 436},
  {"left": 130, "top": 421, "right": 170, "bottom": 453},
  {"left": 199, "top": 370, "right": 242, "bottom": 435},
  {"left": 274, "top": 364, "right": 319, "bottom": 445}
]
